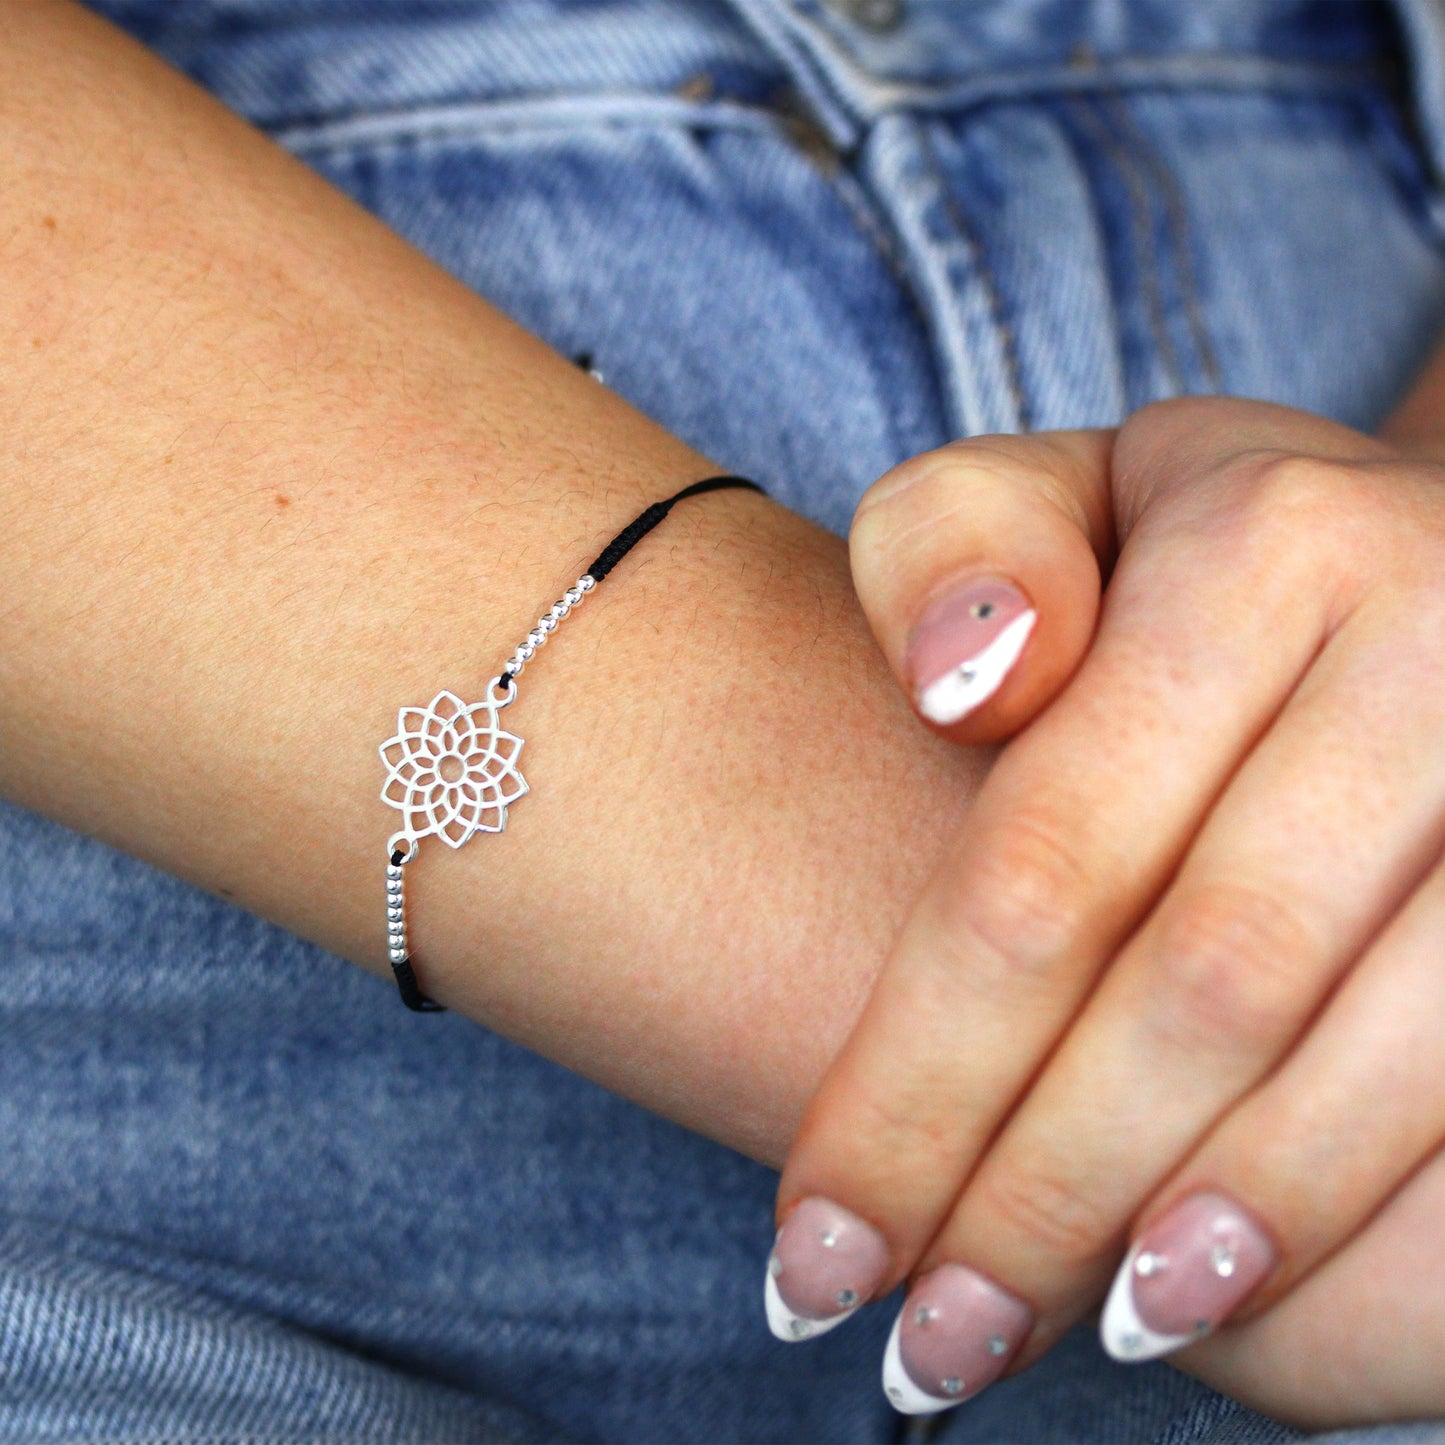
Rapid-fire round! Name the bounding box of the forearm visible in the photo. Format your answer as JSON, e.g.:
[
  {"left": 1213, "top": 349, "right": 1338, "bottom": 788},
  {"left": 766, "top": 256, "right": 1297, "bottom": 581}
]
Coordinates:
[{"left": 0, "top": 0, "right": 982, "bottom": 1166}]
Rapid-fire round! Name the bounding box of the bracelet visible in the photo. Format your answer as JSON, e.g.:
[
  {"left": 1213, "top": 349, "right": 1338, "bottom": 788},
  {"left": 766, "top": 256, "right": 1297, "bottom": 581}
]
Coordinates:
[{"left": 377, "top": 474, "right": 765, "bottom": 1011}]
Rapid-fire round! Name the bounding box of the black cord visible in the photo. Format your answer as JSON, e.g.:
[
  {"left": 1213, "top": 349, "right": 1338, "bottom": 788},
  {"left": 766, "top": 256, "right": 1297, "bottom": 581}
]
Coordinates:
[
  {"left": 586, "top": 475, "right": 764, "bottom": 581},
  {"left": 398, "top": 473, "right": 764, "bottom": 1013}
]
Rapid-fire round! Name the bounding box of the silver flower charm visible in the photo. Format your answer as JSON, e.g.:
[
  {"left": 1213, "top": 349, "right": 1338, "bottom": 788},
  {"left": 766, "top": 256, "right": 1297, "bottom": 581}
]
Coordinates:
[{"left": 379, "top": 688, "right": 528, "bottom": 849}]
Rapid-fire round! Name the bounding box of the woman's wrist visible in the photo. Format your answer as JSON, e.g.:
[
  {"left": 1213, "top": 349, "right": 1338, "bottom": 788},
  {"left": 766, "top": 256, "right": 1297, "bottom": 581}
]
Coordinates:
[{"left": 0, "top": 0, "right": 984, "bottom": 1166}]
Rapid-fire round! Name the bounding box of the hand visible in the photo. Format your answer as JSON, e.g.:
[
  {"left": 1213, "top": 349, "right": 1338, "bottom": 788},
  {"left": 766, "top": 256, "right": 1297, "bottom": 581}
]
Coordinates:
[{"left": 763, "top": 397, "right": 1445, "bottom": 1428}]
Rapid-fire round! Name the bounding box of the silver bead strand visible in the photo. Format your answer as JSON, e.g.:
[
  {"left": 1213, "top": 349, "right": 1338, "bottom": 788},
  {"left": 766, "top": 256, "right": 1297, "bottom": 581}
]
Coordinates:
[
  {"left": 386, "top": 858, "right": 408, "bottom": 964},
  {"left": 502, "top": 573, "right": 596, "bottom": 682}
]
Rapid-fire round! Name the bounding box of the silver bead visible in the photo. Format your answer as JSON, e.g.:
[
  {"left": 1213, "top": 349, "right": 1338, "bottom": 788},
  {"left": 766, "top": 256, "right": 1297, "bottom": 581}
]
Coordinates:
[
  {"left": 385, "top": 879, "right": 402, "bottom": 896},
  {"left": 517, "top": 642, "right": 535, "bottom": 661},
  {"left": 387, "top": 918, "right": 406, "bottom": 935},
  {"left": 385, "top": 863, "right": 402, "bottom": 879},
  {"left": 527, "top": 629, "right": 546, "bottom": 648},
  {"left": 550, "top": 601, "right": 570, "bottom": 619},
  {"left": 386, "top": 906, "right": 404, "bottom": 922},
  {"left": 388, "top": 946, "right": 408, "bottom": 963},
  {"left": 563, "top": 587, "right": 583, "bottom": 606},
  {"left": 538, "top": 614, "right": 558, "bottom": 633},
  {"left": 503, "top": 659, "right": 520, "bottom": 677},
  {"left": 579, "top": 575, "right": 596, "bottom": 592}
]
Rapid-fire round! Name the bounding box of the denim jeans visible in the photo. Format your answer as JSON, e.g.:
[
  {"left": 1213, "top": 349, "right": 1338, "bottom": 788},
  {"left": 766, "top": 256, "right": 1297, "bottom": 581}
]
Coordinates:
[{"left": 3, "top": 1, "right": 1445, "bottom": 1440}]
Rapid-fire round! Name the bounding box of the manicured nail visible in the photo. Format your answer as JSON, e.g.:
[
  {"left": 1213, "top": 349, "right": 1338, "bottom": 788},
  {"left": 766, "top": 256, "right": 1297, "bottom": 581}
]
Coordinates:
[
  {"left": 764, "top": 1197, "right": 890, "bottom": 1342},
  {"left": 881, "top": 1264, "right": 1033, "bottom": 1415},
  {"left": 907, "top": 578, "right": 1035, "bottom": 726},
  {"left": 1102, "top": 1192, "right": 1278, "bottom": 1362}
]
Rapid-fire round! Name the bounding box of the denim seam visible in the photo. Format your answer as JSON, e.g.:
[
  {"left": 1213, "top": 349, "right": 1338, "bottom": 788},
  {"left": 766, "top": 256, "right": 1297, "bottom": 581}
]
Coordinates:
[
  {"left": 915, "top": 120, "right": 1032, "bottom": 431},
  {"left": 1065, "top": 92, "right": 1187, "bottom": 400},
  {"left": 901, "top": 115, "right": 1028, "bottom": 430},
  {"left": 1095, "top": 89, "right": 1224, "bottom": 393},
  {"left": 270, "top": 60, "right": 1396, "bottom": 163},
  {"left": 858, "top": 54, "right": 1394, "bottom": 117},
  {"left": 272, "top": 93, "right": 788, "bottom": 157}
]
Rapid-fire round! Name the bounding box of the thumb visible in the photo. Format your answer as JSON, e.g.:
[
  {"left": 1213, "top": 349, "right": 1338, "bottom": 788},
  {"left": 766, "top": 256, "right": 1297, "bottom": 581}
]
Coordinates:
[{"left": 849, "top": 430, "right": 1115, "bottom": 744}]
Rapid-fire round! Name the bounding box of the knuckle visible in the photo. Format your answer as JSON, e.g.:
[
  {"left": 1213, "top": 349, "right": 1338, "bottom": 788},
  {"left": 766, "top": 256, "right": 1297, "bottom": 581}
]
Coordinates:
[
  {"left": 933, "top": 809, "right": 1093, "bottom": 991},
  {"left": 1145, "top": 881, "right": 1316, "bottom": 1056},
  {"left": 972, "top": 1158, "right": 1117, "bottom": 1268},
  {"left": 1228, "top": 454, "right": 1382, "bottom": 557},
  {"left": 849, "top": 1082, "right": 969, "bottom": 1182}
]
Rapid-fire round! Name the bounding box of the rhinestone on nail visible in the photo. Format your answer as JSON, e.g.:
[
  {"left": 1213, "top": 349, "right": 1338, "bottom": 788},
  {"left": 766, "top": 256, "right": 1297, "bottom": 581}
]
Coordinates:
[
  {"left": 887, "top": 1387, "right": 904, "bottom": 1403},
  {"left": 970, "top": 601, "right": 996, "bottom": 619},
  {"left": 1134, "top": 1251, "right": 1166, "bottom": 1278},
  {"left": 1119, "top": 1330, "right": 1143, "bottom": 1354},
  {"left": 986, "top": 1333, "right": 1008, "bottom": 1356},
  {"left": 1210, "top": 1243, "right": 1237, "bottom": 1278},
  {"left": 788, "top": 1318, "right": 813, "bottom": 1339},
  {"left": 768, "top": 1255, "right": 783, "bottom": 1278},
  {"left": 819, "top": 1229, "right": 838, "bottom": 1248},
  {"left": 941, "top": 1377, "right": 964, "bottom": 1397},
  {"left": 914, "top": 1304, "right": 937, "bottom": 1326}
]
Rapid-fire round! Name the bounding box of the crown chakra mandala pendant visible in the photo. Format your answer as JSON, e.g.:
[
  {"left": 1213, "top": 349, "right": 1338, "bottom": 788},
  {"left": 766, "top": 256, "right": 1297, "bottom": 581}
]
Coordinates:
[
  {"left": 376, "top": 573, "right": 598, "bottom": 1012},
  {"left": 374, "top": 472, "right": 765, "bottom": 1013},
  {"left": 380, "top": 686, "right": 529, "bottom": 856}
]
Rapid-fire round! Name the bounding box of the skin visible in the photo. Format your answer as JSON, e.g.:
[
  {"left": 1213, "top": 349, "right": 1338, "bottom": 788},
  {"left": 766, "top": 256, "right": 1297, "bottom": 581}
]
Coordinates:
[
  {"left": 779, "top": 399, "right": 1445, "bottom": 1426},
  {"left": 6, "top": 0, "right": 1440, "bottom": 1428},
  {"left": 0, "top": 0, "right": 981, "bottom": 1166}
]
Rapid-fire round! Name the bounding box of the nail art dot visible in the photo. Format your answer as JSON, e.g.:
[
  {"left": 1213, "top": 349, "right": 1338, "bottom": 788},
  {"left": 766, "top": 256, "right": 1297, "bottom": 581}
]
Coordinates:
[
  {"left": 1194, "top": 1319, "right": 1212, "bottom": 1336},
  {"left": 1210, "top": 1243, "right": 1237, "bottom": 1278},
  {"left": 914, "top": 1304, "right": 937, "bottom": 1326},
  {"left": 1134, "top": 1251, "right": 1166, "bottom": 1278},
  {"left": 941, "top": 1376, "right": 965, "bottom": 1396},
  {"left": 970, "top": 601, "right": 996, "bottom": 619},
  {"left": 987, "top": 1333, "right": 1009, "bottom": 1356},
  {"left": 789, "top": 1318, "right": 814, "bottom": 1339},
  {"left": 1120, "top": 1330, "right": 1143, "bottom": 1354},
  {"left": 819, "top": 1229, "right": 838, "bottom": 1249},
  {"left": 836, "top": 1288, "right": 859, "bottom": 1308},
  {"left": 768, "top": 1255, "right": 783, "bottom": 1278},
  {"left": 887, "top": 1387, "right": 904, "bottom": 1404}
]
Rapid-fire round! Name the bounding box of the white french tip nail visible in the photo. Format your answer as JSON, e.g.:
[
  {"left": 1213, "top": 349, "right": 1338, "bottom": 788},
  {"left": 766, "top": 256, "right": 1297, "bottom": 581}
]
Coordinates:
[
  {"left": 916, "top": 609, "right": 1036, "bottom": 725},
  {"left": 881, "top": 1307, "right": 957, "bottom": 1415},
  {"left": 764, "top": 1257, "right": 856, "bottom": 1343},
  {"left": 1100, "top": 1239, "right": 1198, "bottom": 1364}
]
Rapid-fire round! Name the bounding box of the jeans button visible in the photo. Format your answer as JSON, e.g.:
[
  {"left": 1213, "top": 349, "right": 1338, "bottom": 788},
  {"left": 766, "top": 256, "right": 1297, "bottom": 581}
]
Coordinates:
[{"left": 824, "top": 0, "right": 904, "bottom": 33}]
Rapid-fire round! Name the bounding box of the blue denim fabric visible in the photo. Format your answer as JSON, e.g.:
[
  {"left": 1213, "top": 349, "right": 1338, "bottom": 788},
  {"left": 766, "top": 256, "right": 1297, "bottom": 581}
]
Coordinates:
[{"left": 3, "top": 0, "right": 1444, "bottom": 1440}]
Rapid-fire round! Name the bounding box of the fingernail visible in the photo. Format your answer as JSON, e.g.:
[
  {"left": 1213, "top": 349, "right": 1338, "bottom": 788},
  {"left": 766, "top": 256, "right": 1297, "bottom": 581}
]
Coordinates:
[
  {"left": 907, "top": 579, "right": 1036, "bottom": 726},
  {"left": 1102, "top": 1192, "right": 1278, "bottom": 1362},
  {"left": 764, "top": 1197, "right": 890, "bottom": 1342},
  {"left": 881, "top": 1264, "right": 1033, "bottom": 1415}
]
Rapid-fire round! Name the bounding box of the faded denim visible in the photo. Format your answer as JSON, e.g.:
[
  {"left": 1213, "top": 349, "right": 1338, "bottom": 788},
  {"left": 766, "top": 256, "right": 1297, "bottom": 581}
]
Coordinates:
[{"left": 3, "top": 0, "right": 1444, "bottom": 1440}]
